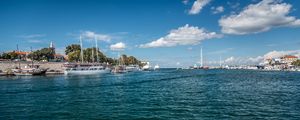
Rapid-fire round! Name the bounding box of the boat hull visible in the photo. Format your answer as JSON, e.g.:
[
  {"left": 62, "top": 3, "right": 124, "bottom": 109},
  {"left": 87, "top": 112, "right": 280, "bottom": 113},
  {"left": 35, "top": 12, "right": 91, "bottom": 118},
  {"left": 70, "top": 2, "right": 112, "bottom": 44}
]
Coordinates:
[
  {"left": 64, "top": 69, "right": 111, "bottom": 75},
  {"left": 13, "top": 69, "right": 47, "bottom": 76}
]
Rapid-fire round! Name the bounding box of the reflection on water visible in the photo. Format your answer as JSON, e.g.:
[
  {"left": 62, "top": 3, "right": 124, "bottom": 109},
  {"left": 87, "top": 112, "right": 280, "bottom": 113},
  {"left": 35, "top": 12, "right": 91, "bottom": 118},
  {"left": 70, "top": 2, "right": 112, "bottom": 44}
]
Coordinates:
[{"left": 0, "top": 69, "right": 300, "bottom": 119}]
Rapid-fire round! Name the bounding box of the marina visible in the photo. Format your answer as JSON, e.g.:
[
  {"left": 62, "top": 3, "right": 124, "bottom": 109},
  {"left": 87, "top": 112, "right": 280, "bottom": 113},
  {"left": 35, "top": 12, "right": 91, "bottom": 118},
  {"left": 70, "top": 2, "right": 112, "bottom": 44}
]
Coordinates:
[{"left": 1, "top": 0, "right": 300, "bottom": 119}]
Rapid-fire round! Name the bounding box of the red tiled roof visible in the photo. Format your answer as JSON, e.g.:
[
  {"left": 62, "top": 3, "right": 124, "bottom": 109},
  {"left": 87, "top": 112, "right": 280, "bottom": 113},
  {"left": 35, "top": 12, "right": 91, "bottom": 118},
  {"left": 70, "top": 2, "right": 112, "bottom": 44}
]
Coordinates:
[
  {"left": 15, "top": 51, "right": 29, "bottom": 55},
  {"left": 283, "top": 55, "right": 298, "bottom": 59}
]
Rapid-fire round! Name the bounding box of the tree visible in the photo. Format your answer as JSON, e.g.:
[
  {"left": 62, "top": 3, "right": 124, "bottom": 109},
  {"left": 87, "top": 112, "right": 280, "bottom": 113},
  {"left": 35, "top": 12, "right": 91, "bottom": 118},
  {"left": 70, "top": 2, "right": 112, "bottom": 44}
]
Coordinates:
[
  {"left": 117, "top": 54, "right": 141, "bottom": 65},
  {"left": 65, "top": 44, "right": 81, "bottom": 55},
  {"left": 292, "top": 60, "right": 300, "bottom": 66},
  {"left": 83, "top": 47, "right": 107, "bottom": 63},
  {"left": 67, "top": 50, "right": 81, "bottom": 62},
  {"left": 27, "top": 48, "right": 55, "bottom": 61},
  {"left": 1, "top": 51, "right": 19, "bottom": 60}
]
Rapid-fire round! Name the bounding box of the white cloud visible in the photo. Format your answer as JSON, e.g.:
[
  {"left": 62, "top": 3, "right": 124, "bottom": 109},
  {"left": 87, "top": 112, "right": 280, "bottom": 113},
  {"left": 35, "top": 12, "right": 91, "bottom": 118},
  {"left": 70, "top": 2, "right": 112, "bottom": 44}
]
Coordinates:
[
  {"left": 81, "top": 31, "right": 111, "bottom": 42},
  {"left": 19, "top": 34, "right": 46, "bottom": 44},
  {"left": 188, "top": 0, "right": 211, "bottom": 15},
  {"left": 219, "top": 0, "right": 300, "bottom": 35},
  {"left": 224, "top": 56, "right": 264, "bottom": 65},
  {"left": 222, "top": 49, "right": 300, "bottom": 65},
  {"left": 19, "top": 34, "right": 45, "bottom": 39},
  {"left": 212, "top": 6, "right": 224, "bottom": 14},
  {"left": 139, "top": 24, "right": 222, "bottom": 48},
  {"left": 110, "top": 42, "right": 126, "bottom": 51},
  {"left": 27, "top": 40, "right": 42, "bottom": 43},
  {"left": 263, "top": 50, "right": 300, "bottom": 59},
  {"left": 182, "top": 0, "right": 189, "bottom": 5}
]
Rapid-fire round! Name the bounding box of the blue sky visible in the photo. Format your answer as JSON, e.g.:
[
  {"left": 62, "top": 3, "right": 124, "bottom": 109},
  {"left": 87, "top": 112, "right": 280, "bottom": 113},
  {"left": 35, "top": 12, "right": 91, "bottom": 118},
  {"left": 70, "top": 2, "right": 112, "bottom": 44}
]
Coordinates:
[{"left": 1, "top": 0, "right": 300, "bottom": 67}]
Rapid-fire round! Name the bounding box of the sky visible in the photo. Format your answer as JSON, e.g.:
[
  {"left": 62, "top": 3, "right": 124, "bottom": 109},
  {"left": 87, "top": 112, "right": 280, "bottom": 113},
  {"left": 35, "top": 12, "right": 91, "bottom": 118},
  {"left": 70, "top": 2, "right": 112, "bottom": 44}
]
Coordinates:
[{"left": 0, "top": 0, "right": 300, "bottom": 67}]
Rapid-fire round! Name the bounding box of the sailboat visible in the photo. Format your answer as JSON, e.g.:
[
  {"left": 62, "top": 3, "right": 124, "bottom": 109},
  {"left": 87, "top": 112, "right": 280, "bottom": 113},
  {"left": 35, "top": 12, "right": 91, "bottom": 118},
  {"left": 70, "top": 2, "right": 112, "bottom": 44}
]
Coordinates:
[
  {"left": 111, "top": 53, "right": 128, "bottom": 73},
  {"left": 63, "top": 35, "right": 111, "bottom": 75}
]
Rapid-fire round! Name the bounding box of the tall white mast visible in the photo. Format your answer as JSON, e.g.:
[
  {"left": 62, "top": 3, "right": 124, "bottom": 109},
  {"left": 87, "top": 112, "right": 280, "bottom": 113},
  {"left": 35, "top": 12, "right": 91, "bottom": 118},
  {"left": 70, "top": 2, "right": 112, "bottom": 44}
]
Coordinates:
[
  {"left": 95, "top": 36, "right": 99, "bottom": 63},
  {"left": 200, "top": 47, "right": 203, "bottom": 67},
  {"left": 219, "top": 56, "right": 222, "bottom": 67},
  {"left": 80, "top": 35, "right": 84, "bottom": 63},
  {"left": 91, "top": 43, "right": 94, "bottom": 63}
]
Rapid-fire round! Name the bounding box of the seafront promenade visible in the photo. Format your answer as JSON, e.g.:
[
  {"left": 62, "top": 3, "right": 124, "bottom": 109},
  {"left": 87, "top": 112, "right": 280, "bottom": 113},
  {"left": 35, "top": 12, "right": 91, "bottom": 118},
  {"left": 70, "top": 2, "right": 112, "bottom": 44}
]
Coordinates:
[{"left": 0, "top": 61, "right": 64, "bottom": 72}]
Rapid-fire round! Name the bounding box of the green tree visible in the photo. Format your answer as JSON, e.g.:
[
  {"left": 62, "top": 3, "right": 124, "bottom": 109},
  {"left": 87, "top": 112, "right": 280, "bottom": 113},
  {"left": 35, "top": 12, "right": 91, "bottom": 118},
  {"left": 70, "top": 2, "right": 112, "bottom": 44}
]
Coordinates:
[
  {"left": 65, "top": 44, "right": 81, "bottom": 55},
  {"left": 28, "top": 48, "right": 55, "bottom": 61},
  {"left": 67, "top": 50, "right": 81, "bottom": 62},
  {"left": 292, "top": 60, "right": 300, "bottom": 66},
  {"left": 116, "top": 54, "right": 141, "bottom": 65},
  {"left": 83, "top": 47, "right": 107, "bottom": 63},
  {"left": 1, "top": 51, "right": 19, "bottom": 60}
]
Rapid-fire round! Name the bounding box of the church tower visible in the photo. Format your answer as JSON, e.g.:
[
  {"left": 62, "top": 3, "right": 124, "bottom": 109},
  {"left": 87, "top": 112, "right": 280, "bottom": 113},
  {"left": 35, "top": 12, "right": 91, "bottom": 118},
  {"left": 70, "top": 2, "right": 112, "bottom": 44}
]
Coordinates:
[{"left": 49, "top": 41, "right": 55, "bottom": 54}]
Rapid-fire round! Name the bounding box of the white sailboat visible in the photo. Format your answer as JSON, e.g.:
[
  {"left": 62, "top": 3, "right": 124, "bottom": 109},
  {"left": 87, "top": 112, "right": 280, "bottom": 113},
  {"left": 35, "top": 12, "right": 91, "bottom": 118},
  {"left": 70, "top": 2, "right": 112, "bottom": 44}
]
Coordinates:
[
  {"left": 154, "top": 64, "right": 160, "bottom": 70},
  {"left": 64, "top": 35, "right": 111, "bottom": 75},
  {"left": 111, "top": 52, "right": 128, "bottom": 73}
]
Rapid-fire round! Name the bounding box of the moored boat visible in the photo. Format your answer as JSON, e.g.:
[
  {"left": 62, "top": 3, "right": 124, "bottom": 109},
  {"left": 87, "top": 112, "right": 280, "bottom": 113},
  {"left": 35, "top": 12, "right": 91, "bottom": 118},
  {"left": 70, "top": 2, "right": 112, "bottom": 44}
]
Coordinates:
[
  {"left": 12, "top": 65, "right": 48, "bottom": 76},
  {"left": 63, "top": 63, "right": 111, "bottom": 75}
]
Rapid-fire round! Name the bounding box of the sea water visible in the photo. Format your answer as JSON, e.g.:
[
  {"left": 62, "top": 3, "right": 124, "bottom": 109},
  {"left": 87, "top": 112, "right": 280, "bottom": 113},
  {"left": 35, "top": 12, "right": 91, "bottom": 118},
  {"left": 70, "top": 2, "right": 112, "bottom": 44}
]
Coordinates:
[{"left": 0, "top": 69, "right": 300, "bottom": 119}]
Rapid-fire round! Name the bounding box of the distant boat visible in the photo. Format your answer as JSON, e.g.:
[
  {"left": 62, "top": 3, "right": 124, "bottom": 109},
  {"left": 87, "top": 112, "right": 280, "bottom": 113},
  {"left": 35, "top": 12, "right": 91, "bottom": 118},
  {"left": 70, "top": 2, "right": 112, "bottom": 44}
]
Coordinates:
[
  {"left": 142, "top": 62, "right": 151, "bottom": 71},
  {"left": 154, "top": 64, "right": 160, "bottom": 70},
  {"left": 112, "top": 52, "right": 128, "bottom": 74},
  {"left": 12, "top": 65, "right": 48, "bottom": 76},
  {"left": 112, "top": 65, "right": 127, "bottom": 73},
  {"left": 63, "top": 35, "right": 110, "bottom": 75},
  {"left": 126, "top": 65, "right": 140, "bottom": 72}
]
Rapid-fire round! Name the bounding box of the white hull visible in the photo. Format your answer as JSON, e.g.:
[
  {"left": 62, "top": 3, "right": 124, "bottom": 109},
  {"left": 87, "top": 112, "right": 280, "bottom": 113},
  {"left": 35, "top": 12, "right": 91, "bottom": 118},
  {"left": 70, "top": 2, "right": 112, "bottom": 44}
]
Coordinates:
[{"left": 64, "top": 69, "right": 110, "bottom": 75}]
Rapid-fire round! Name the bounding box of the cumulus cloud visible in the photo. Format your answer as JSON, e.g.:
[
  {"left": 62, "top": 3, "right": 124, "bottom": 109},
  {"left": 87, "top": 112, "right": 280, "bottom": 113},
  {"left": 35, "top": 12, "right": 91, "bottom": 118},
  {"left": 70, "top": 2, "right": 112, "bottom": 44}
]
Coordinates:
[
  {"left": 219, "top": 0, "right": 300, "bottom": 35},
  {"left": 212, "top": 6, "right": 224, "bottom": 14},
  {"left": 139, "top": 24, "right": 222, "bottom": 48},
  {"left": 188, "top": 0, "right": 211, "bottom": 15},
  {"left": 263, "top": 50, "right": 300, "bottom": 59},
  {"left": 110, "top": 42, "right": 126, "bottom": 51},
  {"left": 81, "top": 31, "right": 111, "bottom": 42}
]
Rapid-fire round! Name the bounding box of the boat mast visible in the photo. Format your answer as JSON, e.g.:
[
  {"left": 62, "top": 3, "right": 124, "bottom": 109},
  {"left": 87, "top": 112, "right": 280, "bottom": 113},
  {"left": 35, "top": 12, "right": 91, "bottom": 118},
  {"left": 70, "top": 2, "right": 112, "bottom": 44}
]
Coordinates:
[
  {"left": 91, "top": 42, "right": 94, "bottom": 63},
  {"left": 30, "top": 46, "right": 33, "bottom": 66},
  {"left": 17, "top": 44, "right": 20, "bottom": 69},
  {"left": 80, "top": 35, "right": 84, "bottom": 63},
  {"left": 200, "top": 47, "right": 203, "bottom": 67},
  {"left": 219, "top": 56, "right": 222, "bottom": 67},
  {"left": 95, "top": 36, "right": 99, "bottom": 63}
]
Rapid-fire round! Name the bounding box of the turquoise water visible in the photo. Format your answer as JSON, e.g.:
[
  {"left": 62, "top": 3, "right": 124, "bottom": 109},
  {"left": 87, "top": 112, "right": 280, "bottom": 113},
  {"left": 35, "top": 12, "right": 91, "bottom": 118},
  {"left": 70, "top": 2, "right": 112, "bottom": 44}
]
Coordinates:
[{"left": 0, "top": 69, "right": 300, "bottom": 119}]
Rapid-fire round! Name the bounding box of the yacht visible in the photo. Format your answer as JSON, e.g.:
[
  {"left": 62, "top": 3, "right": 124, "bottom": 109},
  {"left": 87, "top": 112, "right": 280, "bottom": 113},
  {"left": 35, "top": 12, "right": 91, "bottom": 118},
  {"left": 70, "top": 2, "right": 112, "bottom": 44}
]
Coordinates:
[
  {"left": 142, "top": 62, "right": 151, "bottom": 71},
  {"left": 63, "top": 63, "right": 111, "bottom": 75},
  {"left": 126, "top": 65, "right": 140, "bottom": 72},
  {"left": 154, "top": 64, "right": 160, "bottom": 70},
  {"left": 63, "top": 35, "right": 110, "bottom": 75}
]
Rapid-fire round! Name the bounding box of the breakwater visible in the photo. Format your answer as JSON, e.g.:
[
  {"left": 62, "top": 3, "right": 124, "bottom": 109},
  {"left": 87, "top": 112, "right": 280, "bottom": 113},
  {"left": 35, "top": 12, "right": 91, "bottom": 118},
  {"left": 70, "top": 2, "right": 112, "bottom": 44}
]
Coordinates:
[{"left": 0, "top": 61, "right": 64, "bottom": 72}]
